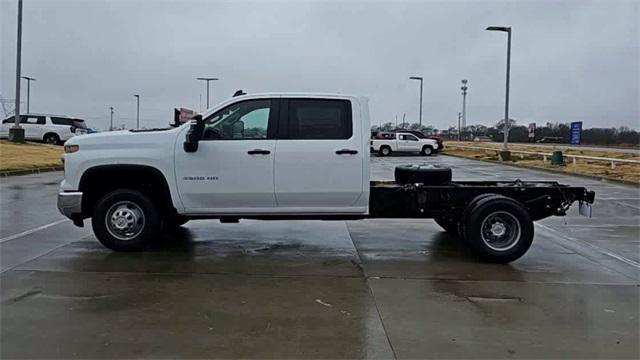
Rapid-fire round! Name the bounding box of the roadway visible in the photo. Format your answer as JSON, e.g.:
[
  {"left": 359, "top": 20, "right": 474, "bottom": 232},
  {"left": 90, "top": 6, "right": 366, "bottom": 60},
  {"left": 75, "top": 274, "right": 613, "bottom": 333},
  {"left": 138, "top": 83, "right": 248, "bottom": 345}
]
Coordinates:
[{"left": 1, "top": 156, "right": 638, "bottom": 358}]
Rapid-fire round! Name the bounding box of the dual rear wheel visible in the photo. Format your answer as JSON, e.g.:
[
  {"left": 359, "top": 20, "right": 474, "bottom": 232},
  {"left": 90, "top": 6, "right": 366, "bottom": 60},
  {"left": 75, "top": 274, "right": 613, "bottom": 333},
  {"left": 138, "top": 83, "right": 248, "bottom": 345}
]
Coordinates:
[{"left": 435, "top": 194, "right": 534, "bottom": 263}]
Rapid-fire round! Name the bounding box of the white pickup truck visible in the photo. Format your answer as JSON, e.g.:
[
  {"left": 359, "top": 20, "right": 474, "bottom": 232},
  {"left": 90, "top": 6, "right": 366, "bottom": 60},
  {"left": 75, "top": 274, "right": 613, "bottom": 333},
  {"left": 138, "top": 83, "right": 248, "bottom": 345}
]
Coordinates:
[
  {"left": 58, "top": 92, "right": 594, "bottom": 263},
  {"left": 371, "top": 132, "right": 439, "bottom": 156}
]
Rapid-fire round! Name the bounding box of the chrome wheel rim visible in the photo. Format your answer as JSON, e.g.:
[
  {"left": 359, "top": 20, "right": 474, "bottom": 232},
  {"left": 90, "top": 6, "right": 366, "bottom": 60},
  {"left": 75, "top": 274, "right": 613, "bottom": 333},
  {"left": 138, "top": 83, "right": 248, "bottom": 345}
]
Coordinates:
[
  {"left": 105, "top": 201, "right": 145, "bottom": 241},
  {"left": 382, "top": 148, "right": 390, "bottom": 155},
  {"left": 45, "top": 137, "right": 56, "bottom": 144},
  {"left": 423, "top": 147, "right": 432, "bottom": 155},
  {"left": 480, "top": 211, "right": 521, "bottom": 251}
]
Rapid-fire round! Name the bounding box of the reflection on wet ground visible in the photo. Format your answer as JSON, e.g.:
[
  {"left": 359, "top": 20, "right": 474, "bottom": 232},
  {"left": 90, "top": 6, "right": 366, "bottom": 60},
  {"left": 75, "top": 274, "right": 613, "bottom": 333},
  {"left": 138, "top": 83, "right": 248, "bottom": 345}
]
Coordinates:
[{"left": 1, "top": 156, "right": 638, "bottom": 358}]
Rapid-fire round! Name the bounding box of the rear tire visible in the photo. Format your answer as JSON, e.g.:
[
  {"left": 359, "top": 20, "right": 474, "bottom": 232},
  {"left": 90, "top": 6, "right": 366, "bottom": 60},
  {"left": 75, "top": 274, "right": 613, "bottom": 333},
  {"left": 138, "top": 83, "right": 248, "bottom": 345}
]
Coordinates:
[
  {"left": 462, "top": 195, "right": 534, "bottom": 263},
  {"left": 379, "top": 146, "right": 392, "bottom": 156},
  {"left": 43, "top": 133, "right": 60, "bottom": 145},
  {"left": 92, "top": 189, "right": 160, "bottom": 251}
]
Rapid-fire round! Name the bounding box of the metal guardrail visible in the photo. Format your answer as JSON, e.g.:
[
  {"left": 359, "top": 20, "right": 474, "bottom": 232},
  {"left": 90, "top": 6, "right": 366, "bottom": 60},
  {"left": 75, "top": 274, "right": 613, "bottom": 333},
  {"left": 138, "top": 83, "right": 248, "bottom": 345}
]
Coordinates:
[{"left": 447, "top": 144, "right": 640, "bottom": 169}]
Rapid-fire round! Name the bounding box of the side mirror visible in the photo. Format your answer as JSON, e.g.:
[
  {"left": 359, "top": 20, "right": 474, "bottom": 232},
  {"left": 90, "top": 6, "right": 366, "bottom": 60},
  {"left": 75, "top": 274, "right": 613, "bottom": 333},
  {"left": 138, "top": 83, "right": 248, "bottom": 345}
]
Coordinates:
[{"left": 184, "top": 114, "right": 204, "bottom": 153}]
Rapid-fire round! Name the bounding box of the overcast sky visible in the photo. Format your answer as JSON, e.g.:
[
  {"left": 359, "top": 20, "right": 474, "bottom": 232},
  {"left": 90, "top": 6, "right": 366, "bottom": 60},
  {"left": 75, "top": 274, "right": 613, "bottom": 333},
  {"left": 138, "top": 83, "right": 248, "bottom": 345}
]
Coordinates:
[{"left": 1, "top": 0, "right": 638, "bottom": 130}]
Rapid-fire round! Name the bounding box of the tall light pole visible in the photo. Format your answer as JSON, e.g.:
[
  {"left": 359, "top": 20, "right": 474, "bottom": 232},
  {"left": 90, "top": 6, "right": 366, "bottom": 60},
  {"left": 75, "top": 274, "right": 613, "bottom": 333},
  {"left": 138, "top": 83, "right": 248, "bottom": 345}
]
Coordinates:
[
  {"left": 133, "top": 94, "right": 140, "bottom": 129},
  {"left": 10, "top": 0, "right": 24, "bottom": 142},
  {"left": 458, "top": 112, "right": 462, "bottom": 141},
  {"left": 196, "top": 77, "right": 218, "bottom": 109},
  {"left": 460, "top": 79, "right": 468, "bottom": 129},
  {"left": 109, "top": 106, "right": 114, "bottom": 131},
  {"left": 486, "top": 26, "right": 512, "bottom": 159},
  {"left": 409, "top": 76, "right": 423, "bottom": 127},
  {"left": 21, "top": 76, "right": 35, "bottom": 113}
]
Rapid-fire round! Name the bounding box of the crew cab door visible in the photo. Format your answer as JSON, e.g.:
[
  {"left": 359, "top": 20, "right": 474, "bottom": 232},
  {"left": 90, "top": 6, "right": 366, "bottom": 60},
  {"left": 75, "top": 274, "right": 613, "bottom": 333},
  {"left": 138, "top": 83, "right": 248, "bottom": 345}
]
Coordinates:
[
  {"left": 274, "top": 98, "right": 365, "bottom": 212},
  {"left": 398, "top": 133, "right": 419, "bottom": 151},
  {"left": 174, "top": 98, "right": 278, "bottom": 213}
]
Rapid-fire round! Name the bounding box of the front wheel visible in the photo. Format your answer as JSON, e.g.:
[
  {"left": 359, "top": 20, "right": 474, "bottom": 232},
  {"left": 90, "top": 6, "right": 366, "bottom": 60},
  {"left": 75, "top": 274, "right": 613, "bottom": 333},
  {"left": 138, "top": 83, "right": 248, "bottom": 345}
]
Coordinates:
[
  {"left": 92, "top": 189, "right": 160, "bottom": 251},
  {"left": 462, "top": 195, "right": 534, "bottom": 263},
  {"left": 421, "top": 146, "right": 433, "bottom": 156}
]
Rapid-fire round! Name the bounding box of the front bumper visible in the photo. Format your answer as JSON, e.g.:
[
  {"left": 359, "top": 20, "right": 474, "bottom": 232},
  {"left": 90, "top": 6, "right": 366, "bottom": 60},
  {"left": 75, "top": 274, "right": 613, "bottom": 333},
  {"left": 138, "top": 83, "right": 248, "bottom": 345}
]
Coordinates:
[{"left": 57, "top": 191, "right": 83, "bottom": 219}]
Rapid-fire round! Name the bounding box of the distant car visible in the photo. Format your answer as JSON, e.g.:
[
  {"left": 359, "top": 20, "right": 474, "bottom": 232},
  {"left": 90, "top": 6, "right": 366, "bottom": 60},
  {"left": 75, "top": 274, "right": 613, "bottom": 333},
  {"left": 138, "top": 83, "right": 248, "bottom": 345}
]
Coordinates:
[
  {"left": 372, "top": 129, "right": 444, "bottom": 150},
  {"left": 371, "top": 131, "right": 440, "bottom": 156},
  {"left": 537, "top": 136, "right": 564, "bottom": 144},
  {"left": 0, "top": 114, "right": 88, "bottom": 145}
]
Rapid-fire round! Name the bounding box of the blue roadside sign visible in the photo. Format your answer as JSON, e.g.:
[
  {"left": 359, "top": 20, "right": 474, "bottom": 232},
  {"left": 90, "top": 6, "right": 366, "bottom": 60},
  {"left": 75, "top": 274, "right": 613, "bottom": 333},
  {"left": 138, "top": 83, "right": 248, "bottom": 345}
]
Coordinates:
[{"left": 570, "top": 121, "right": 582, "bottom": 145}]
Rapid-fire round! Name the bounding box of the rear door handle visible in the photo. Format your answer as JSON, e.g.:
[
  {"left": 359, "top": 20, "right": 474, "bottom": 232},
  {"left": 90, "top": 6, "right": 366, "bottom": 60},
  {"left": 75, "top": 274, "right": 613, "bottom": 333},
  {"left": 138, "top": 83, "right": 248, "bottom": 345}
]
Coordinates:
[
  {"left": 248, "top": 149, "right": 271, "bottom": 155},
  {"left": 336, "top": 149, "right": 358, "bottom": 155}
]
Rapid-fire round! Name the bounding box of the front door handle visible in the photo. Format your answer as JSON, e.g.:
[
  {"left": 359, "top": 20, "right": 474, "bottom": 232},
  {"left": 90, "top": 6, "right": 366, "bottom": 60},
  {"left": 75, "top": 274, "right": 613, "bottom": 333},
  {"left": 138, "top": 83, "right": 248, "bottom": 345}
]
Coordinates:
[
  {"left": 336, "top": 149, "right": 358, "bottom": 155},
  {"left": 248, "top": 149, "right": 271, "bottom": 155}
]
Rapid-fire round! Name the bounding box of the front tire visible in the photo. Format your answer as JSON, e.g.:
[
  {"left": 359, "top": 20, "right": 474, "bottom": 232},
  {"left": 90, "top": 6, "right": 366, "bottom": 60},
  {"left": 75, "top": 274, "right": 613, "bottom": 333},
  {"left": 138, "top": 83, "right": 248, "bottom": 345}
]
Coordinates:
[
  {"left": 462, "top": 195, "right": 534, "bottom": 263},
  {"left": 92, "top": 189, "right": 160, "bottom": 251},
  {"left": 421, "top": 146, "right": 433, "bottom": 156}
]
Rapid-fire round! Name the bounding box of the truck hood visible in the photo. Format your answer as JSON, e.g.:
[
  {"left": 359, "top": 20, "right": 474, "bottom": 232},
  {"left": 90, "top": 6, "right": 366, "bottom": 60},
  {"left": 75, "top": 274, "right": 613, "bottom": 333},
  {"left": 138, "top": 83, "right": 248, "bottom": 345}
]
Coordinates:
[{"left": 66, "top": 127, "right": 183, "bottom": 149}]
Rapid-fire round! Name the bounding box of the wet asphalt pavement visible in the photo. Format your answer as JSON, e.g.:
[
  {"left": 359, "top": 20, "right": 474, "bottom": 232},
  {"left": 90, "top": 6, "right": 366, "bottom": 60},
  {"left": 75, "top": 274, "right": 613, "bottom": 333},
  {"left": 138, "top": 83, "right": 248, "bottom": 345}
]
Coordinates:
[{"left": 1, "top": 155, "right": 638, "bottom": 359}]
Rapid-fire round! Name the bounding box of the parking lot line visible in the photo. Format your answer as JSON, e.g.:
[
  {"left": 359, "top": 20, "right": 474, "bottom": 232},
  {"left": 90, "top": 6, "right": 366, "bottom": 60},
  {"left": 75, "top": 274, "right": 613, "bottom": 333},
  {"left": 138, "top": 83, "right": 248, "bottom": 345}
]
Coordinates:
[
  {"left": 0, "top": 219, "right": 68, "bottom": 244},
  {"left": 538, "top": 223, "right": 640, "bottom": 269}
]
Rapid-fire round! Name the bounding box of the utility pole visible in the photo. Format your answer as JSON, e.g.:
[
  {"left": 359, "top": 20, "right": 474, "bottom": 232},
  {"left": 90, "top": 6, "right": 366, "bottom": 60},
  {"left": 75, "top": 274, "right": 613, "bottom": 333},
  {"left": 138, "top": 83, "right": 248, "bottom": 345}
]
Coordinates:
[
  {"left": 461, "top": 79, "right": 468, "bottom": 129},
  {"left": 409, "top": 76, "right": 423, "bottom": 127},
  {"left": 109, "top": 107, "right": 114, "bottom": 131},
  {"left": 458, "top": 112, "right": 462, "bottom": 141},
  {"left": 196, "top": 77, "right": 219, "bottom": 109},
  {"left": 133, "top": 94, "right": 140, "bottom": 129},
  {"left": 486, "top": 26, "right": 513, "bottom": 160},
  {"left": 21, "top": 76, "right": 35, "bottom": 113},
  {"left": 10, "top": 0, "right": 24, "bottom": 142}
]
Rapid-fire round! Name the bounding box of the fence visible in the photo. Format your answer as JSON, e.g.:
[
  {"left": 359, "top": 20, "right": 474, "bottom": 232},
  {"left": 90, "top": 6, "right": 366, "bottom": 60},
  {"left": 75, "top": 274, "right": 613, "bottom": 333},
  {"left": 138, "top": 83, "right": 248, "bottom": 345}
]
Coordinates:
[{"left": 446, "top": 144, "right": 640, "bottom": 169}]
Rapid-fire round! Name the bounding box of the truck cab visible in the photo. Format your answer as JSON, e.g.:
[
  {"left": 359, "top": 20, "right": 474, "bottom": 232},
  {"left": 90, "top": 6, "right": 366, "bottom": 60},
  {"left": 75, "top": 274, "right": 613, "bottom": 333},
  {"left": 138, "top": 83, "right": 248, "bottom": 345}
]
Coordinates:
[{"left": 58, "top": 94, "right": 370, "bottom": 235}]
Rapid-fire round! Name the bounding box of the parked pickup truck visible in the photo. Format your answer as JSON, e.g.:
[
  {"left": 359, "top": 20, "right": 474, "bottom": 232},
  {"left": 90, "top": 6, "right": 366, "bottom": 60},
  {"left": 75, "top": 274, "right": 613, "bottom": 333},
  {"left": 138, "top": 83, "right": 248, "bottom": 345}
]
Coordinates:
[
  {"left": 58, "top": 93, "right": 595, "bottom": 263},
  {"left": 371, "top": 132, "right": 439, "bottom": 156}
]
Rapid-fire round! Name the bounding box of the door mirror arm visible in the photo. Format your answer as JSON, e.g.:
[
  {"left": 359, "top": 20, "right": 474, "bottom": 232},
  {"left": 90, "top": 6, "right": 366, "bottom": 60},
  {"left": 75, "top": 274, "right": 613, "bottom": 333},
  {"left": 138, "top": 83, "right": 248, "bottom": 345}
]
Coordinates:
[{"left": 184, "top": 114, "right": 204, "bottom": 153}]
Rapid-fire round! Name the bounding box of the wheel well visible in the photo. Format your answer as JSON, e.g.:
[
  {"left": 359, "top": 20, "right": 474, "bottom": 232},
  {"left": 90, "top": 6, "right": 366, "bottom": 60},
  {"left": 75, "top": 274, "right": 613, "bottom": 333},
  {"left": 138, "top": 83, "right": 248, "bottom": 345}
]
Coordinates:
[
  {"left": 79, "top": 165, "right": 174, "bottom": 218},
  {"left": 380, "top": 145, "right": 391, "bottom": 150},
  {"left": 43, "top": 132, "right": 59, "bottom": 140}
]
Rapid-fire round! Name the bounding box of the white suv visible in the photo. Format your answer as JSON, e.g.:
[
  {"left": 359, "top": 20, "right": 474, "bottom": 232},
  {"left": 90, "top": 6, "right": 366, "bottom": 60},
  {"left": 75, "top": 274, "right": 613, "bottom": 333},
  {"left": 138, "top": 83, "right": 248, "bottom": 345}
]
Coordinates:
[{"left": 0, "top": 114, "right": 88, "bottom": 145}]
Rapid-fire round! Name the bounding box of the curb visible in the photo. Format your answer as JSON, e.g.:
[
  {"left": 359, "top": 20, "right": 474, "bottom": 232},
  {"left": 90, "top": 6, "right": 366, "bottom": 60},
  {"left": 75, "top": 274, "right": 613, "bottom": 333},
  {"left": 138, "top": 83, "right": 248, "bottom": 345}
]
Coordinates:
[
  {"left": 0, "top": 166, "right": 64, "bottom": 177},
  {"left": 442, "top": 153, "right": 640, "bottom": 187}
]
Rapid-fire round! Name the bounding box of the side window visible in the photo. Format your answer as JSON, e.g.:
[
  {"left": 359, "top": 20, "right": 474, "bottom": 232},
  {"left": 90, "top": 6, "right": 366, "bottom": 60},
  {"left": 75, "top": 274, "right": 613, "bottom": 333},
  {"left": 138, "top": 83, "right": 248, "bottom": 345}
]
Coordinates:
[
  {"left": 288, "top": 99, "right": 352, "bottom": 140},
  {"left": 51, "top": 117, "right": 74, "bottom": 126},
  {"left": 20, "top": 116, "right": 45, "bottom": 125},
  {"left": 405, "top": 134, "right": 418, "bottom": 141},
  {"left": 202, "top": 99, "right": 271, "bottom": 140},
  {"left": 2, "top": 116, "right": 15, "bottom": 124}
]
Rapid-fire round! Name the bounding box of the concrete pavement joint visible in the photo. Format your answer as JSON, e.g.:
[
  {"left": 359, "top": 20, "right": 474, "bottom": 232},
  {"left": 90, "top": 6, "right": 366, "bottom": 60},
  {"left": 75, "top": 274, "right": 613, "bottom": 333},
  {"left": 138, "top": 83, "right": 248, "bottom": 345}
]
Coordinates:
[{"left": 0, "top": 219, "right": 68, "bottom": 243}]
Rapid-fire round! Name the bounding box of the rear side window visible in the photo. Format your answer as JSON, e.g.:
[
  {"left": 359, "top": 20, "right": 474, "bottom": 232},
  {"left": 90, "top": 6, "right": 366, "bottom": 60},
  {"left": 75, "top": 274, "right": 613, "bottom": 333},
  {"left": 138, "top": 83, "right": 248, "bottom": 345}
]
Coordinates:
[
  {"left": 51, "top": 117, "right": 74, "bottom": 126},
  {"left": 2, "top": 116, "right": 15, "bottom": 124},
  {"left": 287, "top": 99, "right": 352, "bottom": 139},
  {"left": 20, "top": 116, "right": 45, "bottom": 125}
]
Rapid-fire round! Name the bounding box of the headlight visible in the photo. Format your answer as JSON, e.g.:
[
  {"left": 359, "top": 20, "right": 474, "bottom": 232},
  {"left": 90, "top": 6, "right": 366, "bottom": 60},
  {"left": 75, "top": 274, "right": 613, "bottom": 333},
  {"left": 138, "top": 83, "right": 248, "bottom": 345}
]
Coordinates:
[{"left": 64, "top": 144, "right": 79, "bottom": 153}]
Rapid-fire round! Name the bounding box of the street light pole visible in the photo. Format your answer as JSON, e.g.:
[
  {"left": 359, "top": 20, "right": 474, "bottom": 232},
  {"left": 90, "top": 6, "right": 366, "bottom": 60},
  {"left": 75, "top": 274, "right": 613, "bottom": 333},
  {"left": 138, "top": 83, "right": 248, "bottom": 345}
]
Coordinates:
[
  {"left": 133, "top": 94, "right": 140, "bottom": 129},
  {"left": 109, "top": 106, "right": 114, "bottom": 131},
  {"left": 486, "top": 26, "right": 512, "bottom": 158},
  {"left": 409, "top": 76, "right": 423, "bottom": 127},
  {"left": 21, "top": 76, "right": 35, "bottom": 113},
  {"left": 196, "top": 77, "right": 219, "bottom": 109},
  {"left": 10, "top": 0, "right": 24, "bottom": 143},
  {"left": 458, "top": 112, "right": 462, "bottom": 141},
  {"left": 460, "top": 79, "right": 468, "bottom": 129}
]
